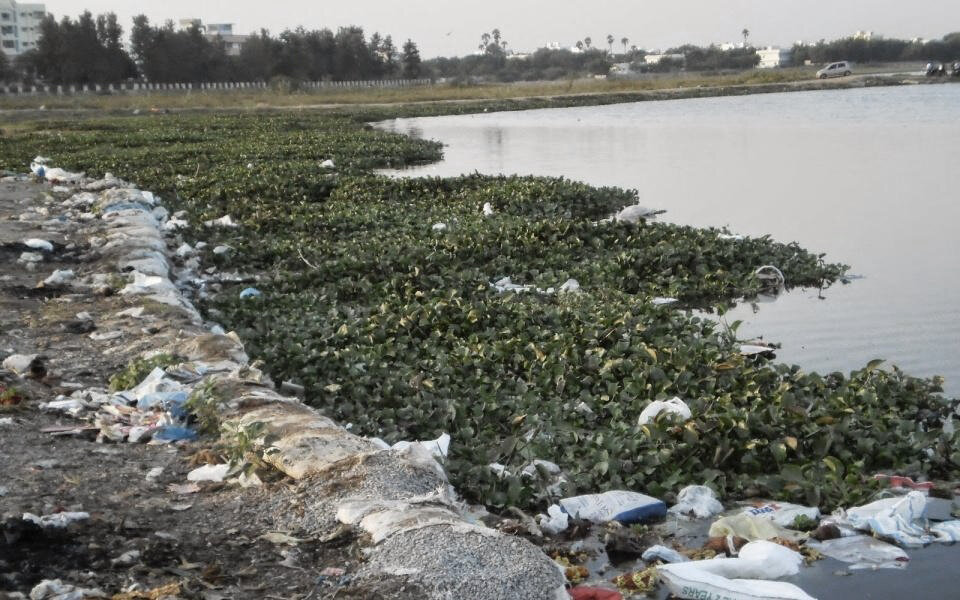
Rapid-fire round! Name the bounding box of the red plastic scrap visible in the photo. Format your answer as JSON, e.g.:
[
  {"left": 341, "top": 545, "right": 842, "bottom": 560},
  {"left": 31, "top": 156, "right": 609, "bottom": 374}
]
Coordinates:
[
  {"left": 569, "top": 587, "right": 623, "bottom": 600},
  {"left": 873, "top": 474, "right": 935, "bottom": 491}
]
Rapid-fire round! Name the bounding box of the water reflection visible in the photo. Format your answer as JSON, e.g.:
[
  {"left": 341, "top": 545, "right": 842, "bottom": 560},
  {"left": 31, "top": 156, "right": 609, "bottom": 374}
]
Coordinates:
[{"left": 377, "top": 86, "right": 960, "bottom": 395}]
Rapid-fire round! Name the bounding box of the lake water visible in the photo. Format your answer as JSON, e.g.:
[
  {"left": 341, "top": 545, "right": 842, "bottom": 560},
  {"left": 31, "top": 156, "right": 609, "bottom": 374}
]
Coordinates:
[{"left": 378, "top": 85, "right": 960, "bottom": 396}]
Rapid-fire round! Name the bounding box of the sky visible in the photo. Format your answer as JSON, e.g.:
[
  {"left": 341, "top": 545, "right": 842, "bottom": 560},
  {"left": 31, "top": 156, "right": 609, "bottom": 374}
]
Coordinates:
[{"left": 43, "top": 0, "right": 960, "bottom": 57}]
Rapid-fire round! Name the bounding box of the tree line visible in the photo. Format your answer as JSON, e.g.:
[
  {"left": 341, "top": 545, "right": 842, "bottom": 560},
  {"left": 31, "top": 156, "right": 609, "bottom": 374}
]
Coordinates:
[
  {"left": 793, "top": 33, "right": 960, "bottom": 65},
  {"left": 6, "top": 11, "right": 422, "bottom": 84}
]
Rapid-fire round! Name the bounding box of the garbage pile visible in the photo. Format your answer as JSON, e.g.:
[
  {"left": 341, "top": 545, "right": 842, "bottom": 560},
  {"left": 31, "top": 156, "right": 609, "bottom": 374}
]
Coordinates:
[{"left": 555, "top": 480, "right": 959, "bottom": 600}]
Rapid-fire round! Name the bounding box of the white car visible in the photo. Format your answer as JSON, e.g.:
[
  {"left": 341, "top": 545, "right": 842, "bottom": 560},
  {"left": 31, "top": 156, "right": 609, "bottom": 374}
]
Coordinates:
[{"left": 816, "top": 61, "right": 853, "bottom": 79}]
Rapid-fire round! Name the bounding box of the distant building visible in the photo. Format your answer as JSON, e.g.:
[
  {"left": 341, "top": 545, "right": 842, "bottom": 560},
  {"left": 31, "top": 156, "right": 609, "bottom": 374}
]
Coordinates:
[
  {"left": 0, "top": 0, "right": 45, "bottom": 58},
  {"left": 644, "top": 53, "right": 684, "bottom": 65},
  {"left": 852, "top": 30, "right": 875, "bottom": 41},
  {"left": 756, "top": 46, "right": 792, "bottom": 68},
  {"left": 178, "top": 18, "right": 248, "bottom": 56}
]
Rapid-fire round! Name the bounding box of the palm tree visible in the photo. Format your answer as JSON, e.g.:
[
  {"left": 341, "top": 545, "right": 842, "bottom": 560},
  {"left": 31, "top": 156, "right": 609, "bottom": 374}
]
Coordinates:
[
  {"left": 621, "top": 37, "right": 629, "bottom": 54},
  {"left": 575, "top": 40, "right": 584, "bottom": 52},
  {"left": 492, "top": 28, "right": 502, "bottom": 46},
  {"left": 584, "top": 36, "right": 592, "bottom": 49},
  {"left": 607, "top": 34, "right": 614, "bottom": 54},
  {"left": 742, "top": 28, "right": 750, "bottom": 48},
  {"left": 479, "top": 32, "right": 491, "bottom": 52}
]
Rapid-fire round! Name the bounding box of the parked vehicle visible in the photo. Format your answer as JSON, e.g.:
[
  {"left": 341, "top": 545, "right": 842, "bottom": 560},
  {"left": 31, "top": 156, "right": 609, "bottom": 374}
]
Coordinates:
[
  {"left": 925, "top": 62, "right": 947, "bottom": 77},
  {"left": 952, "top": 61, "right": 960, "bottom": 77},
  {"left": 816, "top": 61, "right": 853, "bottom": 79}
]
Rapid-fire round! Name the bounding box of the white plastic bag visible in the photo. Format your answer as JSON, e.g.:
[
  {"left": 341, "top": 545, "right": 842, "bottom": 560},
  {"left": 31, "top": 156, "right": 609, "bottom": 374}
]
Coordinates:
[
  {"left": 845, "top": 491, "right": 932, "bottom": 547},
  {"left": 642, "top": 544, "right": 689, "bottom": 563},
  {"left": 931, "top": 520, "right": 960, "bottom": 542},
  {"left": 806, "top": 535, "right": 908, "bottom": 569},
  {"left": 670, "top": 485, "right": 724, "bottom": 519},
  {"left": 637, "top": 397, "right": 691, "bottom": 426},
  {"left": 658, "top": 542, "right": 816, "bottom": 600},
  {"left": 742, "top": 502, "right": 820, "bottom": 528}
]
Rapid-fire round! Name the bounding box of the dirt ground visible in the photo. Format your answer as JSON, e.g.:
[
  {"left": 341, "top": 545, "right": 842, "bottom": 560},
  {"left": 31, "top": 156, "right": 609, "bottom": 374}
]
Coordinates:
[{"left": 0, "top": 179, "right": 429, "bottom": 600}]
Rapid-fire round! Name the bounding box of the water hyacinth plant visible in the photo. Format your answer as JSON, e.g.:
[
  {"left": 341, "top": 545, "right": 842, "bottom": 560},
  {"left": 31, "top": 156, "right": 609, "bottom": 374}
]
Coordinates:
[{"left": 1, "top": 110, "right": 956, "bottom": 512}]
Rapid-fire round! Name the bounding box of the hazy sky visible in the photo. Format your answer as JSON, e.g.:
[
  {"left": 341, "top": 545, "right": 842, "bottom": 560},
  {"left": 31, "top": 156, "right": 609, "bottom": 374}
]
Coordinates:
[{"left": 44, "top": 0, "right": 960, "bottom": 57}]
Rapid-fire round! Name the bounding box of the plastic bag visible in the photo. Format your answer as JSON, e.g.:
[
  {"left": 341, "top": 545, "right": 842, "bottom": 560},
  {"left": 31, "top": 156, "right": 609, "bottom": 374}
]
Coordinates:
[
  {"left": 637, "top": 397, "right": 691, "bottom": 426},
  {"left": 658, "top": 543, "right": 813, "bottom": 600},
  {"left": 709, "top": 514, "right": 785, "bottom": 541},
  {"left": 559, "top": 490, "right": 666, "bottom": 524},
  {"left": 669, "top": 485, "right": 724, "bottom": 519},
  {"left": 931, "top": 520, "right": 960, "bottom": 542},
  {"left": 742, "top": 502, "right": 820, "bottom": 528},
  {"left": 642, "top": 544, "right": 689, "bottom": 563},
  {"left": 844, "top": 491, "right": 932, "bottom": 547},
  {"left": 806, "top": 535, "right": 908, "bottom": 569}
]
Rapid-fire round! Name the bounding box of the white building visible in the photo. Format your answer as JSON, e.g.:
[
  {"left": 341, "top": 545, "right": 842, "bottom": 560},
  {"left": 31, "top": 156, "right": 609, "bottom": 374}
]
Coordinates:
[
  {"left": 0, "top": 0, "right": 45, "bottom": 58},
  {"left": 178, "top": 19, "right": 248, "bottom": 56},
  {"left": 756, "top": 46, "right": 792, "bottom": 68},
  {"left": 644, "top": 53, "right": 684, "bottom": 65}
]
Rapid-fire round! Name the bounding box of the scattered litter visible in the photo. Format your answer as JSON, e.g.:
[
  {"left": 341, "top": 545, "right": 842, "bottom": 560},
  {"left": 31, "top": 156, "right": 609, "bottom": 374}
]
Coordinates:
[
  {"left": 320, "top": 567, "right": 346, "bottom": 577},
  {"left": 642, "top": 544, "right": 689, "bottom": 563},
  {"left": 0, "top": 417, "right": 14, "bottom": 427},
  {"left": 719, "top": 233, "right": 745, "bottom": 241},
  {"left": 931, "top": 520, "right": 960, "bottom": 542},
  {"left": 145, "top": 467, "right": 164, "bottom": 481},
  {"left": 652, "top": 297, "right": 678, "bottom": 306},
  {"left": 239, "top": 287, "right": 263, "bottom": 299},
  {"left": 614, "top": 204, "right": 658, "bottom": 223},
  {"left": 2, "top": 353, "right": 39, "bottom": 376},
  {"left": 637, "top": 397, "right": 691, "bottom": 426},
  {"left": 212, "top": 244, "right": 232, "bottom": 255},
  {"left": 186, "top": 463, "right": 230, "bottom": 482},
  {"left": 708, "top": 514, "right": 786, "bottom": 541},
  {"left": 755, "top": 265, "right": 785, "bottom": 289},
  {"left": 669, "top": 485, "right": 724, "bottom": 519},
  {"left": 204, "top": 215, "right": 238, "bottom": 228},
  {"left": 22, "top": 511, "right": 90, "bottom": 528},
  {"left": 559, "top": 490, "right": 666, "bottom": 524},
  {"left": 742, "top": 502, "right": 820, "bottom": 529},
  {"left": 167, "top": 482, "right": 201, "bottom": 495},
  {"left": 261, "top": 531, "right": 304, "bottom": 545},
  {"left": 807, "top": 535, "right": 909, "bottom": 570},
  {"left": 111, "top": 550, "right": 141, "bottom": 567},
  {"left": 432, "top": 222, "right": 447, "bottom": 231},
  {"left": 482, "top": 202, "right": 494, "bottom": 216},
  {"left": 658, "top": 541, "right": 812, "bottom": 600},
  {"left": 392, "top": 432, "right": 451, "bottom": 460},
  {"left": 28, "top": 579, "right": 106, "bottom": 600},
  {"left": 843, "top": 491, "right": 932, "bottom": 547},
  {"left": 320, "top": 159, "right": 335, "bottom": 169},
  {"left": 873, "top": 474, "right": 935, "bottom": 491},
  {"left": 569, "top": 587, "right": 623, "bottom": 600},
  {"left": 538, "top": 504, "right": 570, "bottom": 534},
  {"left": 89, "top": 330, "right": 122, "bottom": 341},
  {"left": 18, "top": 251, "right": 44, "bottom": 264},
  {"left": 740, "top": 344, "right": 776, "bottom": 356},
  {"left": 23, "top": 238, "right": 54, "bottom": 252}
]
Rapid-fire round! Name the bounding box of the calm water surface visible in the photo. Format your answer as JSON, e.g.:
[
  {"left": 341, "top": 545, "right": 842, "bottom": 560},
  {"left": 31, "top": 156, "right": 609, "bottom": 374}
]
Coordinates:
[{"left": 378, "top": 85, "right": 960, "bottom": 395}]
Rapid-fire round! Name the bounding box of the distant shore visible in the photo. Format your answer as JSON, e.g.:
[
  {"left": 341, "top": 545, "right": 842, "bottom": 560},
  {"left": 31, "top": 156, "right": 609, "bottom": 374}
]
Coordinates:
[{"left": 1, "top": 67, "right": 956, "bottom": 124}]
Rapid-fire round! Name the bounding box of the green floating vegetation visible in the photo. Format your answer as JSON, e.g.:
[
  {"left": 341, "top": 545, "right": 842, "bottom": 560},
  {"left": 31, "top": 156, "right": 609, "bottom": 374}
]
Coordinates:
[{"left": 1, "top": 110, "right": 955, "bottom": 512}]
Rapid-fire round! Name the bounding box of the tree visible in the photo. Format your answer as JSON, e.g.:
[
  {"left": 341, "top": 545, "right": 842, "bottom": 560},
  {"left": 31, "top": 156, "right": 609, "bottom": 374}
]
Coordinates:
[
  {"left": 742, "top": 28, "right": 750, "bottom": 47},
  {"left": 0, "top": 50, "right": 10, "bottom": 81},
  {"left": 584, "top": 36, "right": 592, "bottom": 49},
  {"left": 402, "top": 39, "right": 421, "bottom": 78},
  {"left": 621, "top": 37, "right": 629, "bottom": 54},
  {"left": 575, "top": 40, "right": 584, "bottom": 52},
  {"left": 607, "top": 34, "right": 614, "bottom": 54}
]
